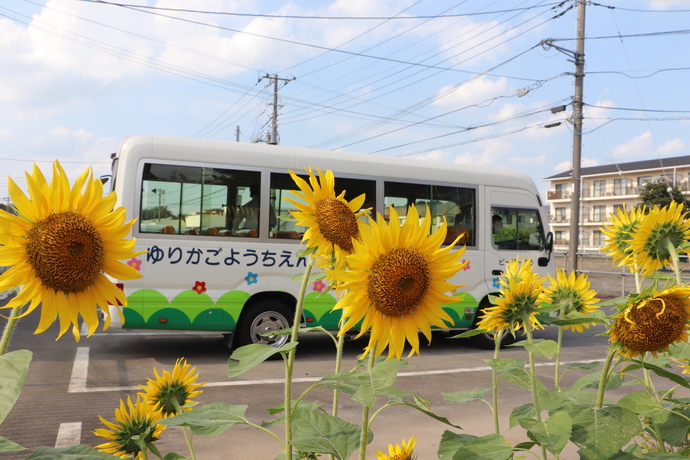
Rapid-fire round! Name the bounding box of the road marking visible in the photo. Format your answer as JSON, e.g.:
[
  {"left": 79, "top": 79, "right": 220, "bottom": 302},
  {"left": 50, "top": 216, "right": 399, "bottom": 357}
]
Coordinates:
[
  {"left": 68, "top": 347, "right": 89, "bottom": 393},
  {"left": 67, "top": 357, "right": 602, "bottom": 393},
  {"left": 55, "top": 422, "right": 81, "bottom": 448}
]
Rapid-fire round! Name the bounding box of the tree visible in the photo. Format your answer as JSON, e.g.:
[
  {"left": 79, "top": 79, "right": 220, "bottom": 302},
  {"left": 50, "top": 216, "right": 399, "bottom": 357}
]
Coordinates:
[{"left": 637, "top": 181, "right": 690, "bottom": 212}]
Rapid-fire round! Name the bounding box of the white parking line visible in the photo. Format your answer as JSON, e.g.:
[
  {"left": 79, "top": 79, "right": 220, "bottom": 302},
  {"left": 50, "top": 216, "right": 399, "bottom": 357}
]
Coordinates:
[
  {"left": 68, "top": 347, "right": 90, "bottom": 393},
  {"left": 66, "top": 345, "right": 602, "bottom": 393},
  {"left": 55, "top": 422, "right": 81, "bottom": 448}
]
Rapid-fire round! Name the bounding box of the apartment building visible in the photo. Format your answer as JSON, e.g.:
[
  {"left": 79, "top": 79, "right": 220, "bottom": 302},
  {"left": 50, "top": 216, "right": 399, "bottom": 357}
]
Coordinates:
[{"left": 543, "top": 155, "right": 690, "bottom": 253}]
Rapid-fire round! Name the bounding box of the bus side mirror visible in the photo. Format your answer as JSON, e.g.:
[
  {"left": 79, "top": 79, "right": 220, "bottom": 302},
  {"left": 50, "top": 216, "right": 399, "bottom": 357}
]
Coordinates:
[
  {"left": 537, "top": 232, "right": 554, "bottom": 267},
  {"left": 545, "top": 231, "right": 554, "bottom": 253}
]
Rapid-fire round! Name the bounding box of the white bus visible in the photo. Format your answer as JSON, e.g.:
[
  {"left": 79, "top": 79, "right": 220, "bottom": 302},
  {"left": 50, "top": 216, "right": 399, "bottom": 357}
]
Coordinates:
[{"left": 106, "top": 135, "right": 555, "bottom": 349}]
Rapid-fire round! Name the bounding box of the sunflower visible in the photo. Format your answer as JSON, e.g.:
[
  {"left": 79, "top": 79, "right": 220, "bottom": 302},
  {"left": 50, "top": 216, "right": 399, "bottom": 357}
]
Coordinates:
[
  {"left": 626, "top": 201, "right": 690, "bottom": 275},
  {"left": 329, "top": 205, "right": 467, "bottom": 360},
  {"left": 477, "top": 258, "right": 546, "bottom": 335},
  {"left": 285, "top": 167, "right": 369, "bottom": 269},
  {"left": 499, "top": 256, "right": 541, "bottom": 288},
  {"left": 94, "top": 395, "right": 166, "bottom": 459},
  {"left": 374, "top": 436, "right": 418, "bottom": 460},
  {"left": 138, "top": 358, "right": 204, "bottom": 417},
  {"left": 609, "top": 286, "right": 690, "bottom": 358},
  {"left": 600, "top": 204, "right": 646, "bottom": 267},
  {"left": 540, "top": 270, "right": 600, "bottom": 333},
  {"left": 0, "top": 161, "right": 144, "bottom": 341}
]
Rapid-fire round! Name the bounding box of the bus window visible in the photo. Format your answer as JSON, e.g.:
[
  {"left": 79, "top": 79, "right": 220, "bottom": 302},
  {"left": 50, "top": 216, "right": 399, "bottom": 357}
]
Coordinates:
[
  {"left": 140, "top": 163, "right": 261, "bottom": 236},
  {"left": 384, "top": 181, "right": 476, "bottom": 246},
  {"left": 270, "top": 172, "right": 376, "bottom": 239},
  {"left": 491, "top": 207, "right": 545, "bottom": 251}
]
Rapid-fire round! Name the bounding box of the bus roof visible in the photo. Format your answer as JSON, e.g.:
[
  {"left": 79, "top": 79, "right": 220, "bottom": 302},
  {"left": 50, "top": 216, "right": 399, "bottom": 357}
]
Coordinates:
[{"left": 117, "top": 134, "right": 538, "bottom": 193}]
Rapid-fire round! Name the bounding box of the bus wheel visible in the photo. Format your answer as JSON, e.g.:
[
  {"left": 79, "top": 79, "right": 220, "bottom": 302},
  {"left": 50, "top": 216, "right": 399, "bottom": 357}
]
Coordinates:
[
  {"left": 470, "top": 300, "right": 516, "bottom": 350},
  {"left": 234, "top": 300, "right": 293, "bottom": 349}
]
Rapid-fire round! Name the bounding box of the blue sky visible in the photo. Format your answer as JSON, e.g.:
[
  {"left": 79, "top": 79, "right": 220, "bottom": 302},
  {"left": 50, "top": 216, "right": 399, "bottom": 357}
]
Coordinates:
[{"left": 2, "top": 0, "right": 690, "bottom": 203}]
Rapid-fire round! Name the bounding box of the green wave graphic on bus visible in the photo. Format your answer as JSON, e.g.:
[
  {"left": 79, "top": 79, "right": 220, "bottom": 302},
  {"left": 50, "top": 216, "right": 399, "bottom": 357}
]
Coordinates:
[{"left": 120, "top": 290, "right": 477, "bottom": 331}]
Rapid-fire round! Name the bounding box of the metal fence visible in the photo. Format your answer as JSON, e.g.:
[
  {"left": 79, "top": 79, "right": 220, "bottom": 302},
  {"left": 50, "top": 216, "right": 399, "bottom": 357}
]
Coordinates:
[{"left": 553, "top": 252, "right": 690, "bottom": 299}]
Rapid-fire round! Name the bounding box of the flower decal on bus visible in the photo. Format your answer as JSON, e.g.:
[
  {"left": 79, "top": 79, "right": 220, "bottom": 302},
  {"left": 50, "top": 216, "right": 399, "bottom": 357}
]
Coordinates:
[
  {"left": 461, "top": 259, "right": 471, "bottom": 271},
  {"left": 192, "top": 281, "right": 207, "bottom": 294},
  {"left": 245, "top": 272, "right": 258, "bottom": 285},
  {"left": 313, "top": 280, "right": 325, "bottom": 292},
  {"left": 127, "top": 258, "right": 143, "bottom": 271},
  {"left": 492, "top": 278, "right": 501, "bottom": 289}
]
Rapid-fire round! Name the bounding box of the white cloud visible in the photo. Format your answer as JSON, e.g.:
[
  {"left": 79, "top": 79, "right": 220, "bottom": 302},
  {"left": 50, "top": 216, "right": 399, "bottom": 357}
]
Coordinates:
[
  {"left": 407, "top": 149, "right": 451, "bottom": 162},
  {"left": 659, "top": 138, "right": 684, "bottom": 155},
  {"left": 0, "top": 129, "right": 11, "bottom": 138},
  {"left": 554, "top": 158, "right": 600, "bottom": 172},
  {"left": 433, "top": 76, "right": 512, "bottom": 108},
  {"left": 610, "top": 131, "right": 683, "bottom": 159},
  {"left": 509, "top": 155, "right": 546, "bottom": 166}
]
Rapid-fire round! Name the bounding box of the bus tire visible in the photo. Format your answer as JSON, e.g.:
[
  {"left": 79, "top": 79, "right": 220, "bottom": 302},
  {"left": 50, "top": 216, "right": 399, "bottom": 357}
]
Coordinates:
[
  {"left": 470, "top": 299, "right": 516, "bottom": 350},
  {"left": 234, "top": 300, "right": 293, "bottom": 350}
]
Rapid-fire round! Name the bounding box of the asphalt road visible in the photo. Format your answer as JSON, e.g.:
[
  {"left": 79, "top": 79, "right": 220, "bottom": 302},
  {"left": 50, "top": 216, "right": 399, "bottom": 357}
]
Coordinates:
[{"left": 0, "top": 292, "right": 685, "bottom": 460}]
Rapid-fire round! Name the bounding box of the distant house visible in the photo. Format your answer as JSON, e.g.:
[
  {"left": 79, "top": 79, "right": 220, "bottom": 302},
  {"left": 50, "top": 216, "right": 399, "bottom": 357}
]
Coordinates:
[{"left": 543, "top": 155, "right": 690, "bottom": 253}]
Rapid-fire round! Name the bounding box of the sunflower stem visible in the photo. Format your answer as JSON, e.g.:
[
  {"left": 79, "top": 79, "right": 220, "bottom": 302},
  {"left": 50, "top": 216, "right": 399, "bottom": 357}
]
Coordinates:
[
  {"left": 522, "top": 316, "right": 547, "bottom": 460},
  {"left": 284, "top": 254, "right": 316, "bottom": 460},
  {"left": 554, "top": 300, "right": 568, "bottom": 389},
  {"left": 0, "top": 300, "right": 23, "bottom": 356},
  {"left": 491, "top": 329, "right": 504, "bottom": 434},
  {"left": 357, "top": 347, "right": 376, "bottom": 460},
  {"left": 181, "top": 426, "right": 197, "bottom": 460},
  {"left": 331, "top": 327, "right": 345, "bottom": 418},
  {"left": 666, "top": 239, "right": 683, "bottom": 286},
  {"left": 595, "top": 345, "right": 617, "bottom": 409},
  {"left": 641, "top": 353, "right": 667, "bottom": 453}
]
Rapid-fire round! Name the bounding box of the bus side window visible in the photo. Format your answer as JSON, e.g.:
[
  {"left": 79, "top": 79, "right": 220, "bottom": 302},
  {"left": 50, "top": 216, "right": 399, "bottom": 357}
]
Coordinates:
[
  {"left": 270, "top": 172, "right": 376, "bottom": 239},
  {"left": 491, "top": 207, "right": 545, "bottom": 251},
  {"left": 384, "top": 181, "right": 476, "bottom": 246},
  {"left": 140, "top": 163, "right": 261, "bottom": 236}
]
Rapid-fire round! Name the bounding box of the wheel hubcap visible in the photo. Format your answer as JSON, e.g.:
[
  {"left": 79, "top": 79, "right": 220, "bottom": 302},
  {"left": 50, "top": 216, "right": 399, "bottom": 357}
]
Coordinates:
[{"left": 250, "top": 311, "right": 290, "bottom": 346}]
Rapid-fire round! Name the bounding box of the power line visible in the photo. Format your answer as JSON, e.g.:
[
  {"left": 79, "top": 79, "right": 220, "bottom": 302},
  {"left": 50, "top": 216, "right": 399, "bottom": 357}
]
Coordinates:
[
  {"left": 73, "top": 0, "right": 566, "bottom": 20},
  {"left": 584, "top": 103, "right": 690, "bottom": 114},
  {"left": 72, "top": 0, "right": 546, "bottom": 76}
]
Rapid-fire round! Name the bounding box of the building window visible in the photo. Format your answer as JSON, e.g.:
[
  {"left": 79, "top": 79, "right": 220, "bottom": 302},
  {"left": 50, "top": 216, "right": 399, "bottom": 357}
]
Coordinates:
[
  {"left": 593, "top": 230, "right": 604, "bottom": 247},
  {"left": 637, "top": 176, "right": 652, "bottom": 187},
  {"left": 555, "top": 183, "right": 567, "bottom": 192},
  {"left": 613, "top": 204, "right": 624, "bottom": 215},
  {"left": 593, "top": 180, "right": 606, "bottom": 197},
  {"left": 613, "top": 178, "right": 632, "bottom": 195},
  {"left": 555, "top": 207, "right": 566, "bottom": 223},
  {"left": 555, "top": 230, "right": 565, "bottom": 245},
  {"left": 661, "top": 173, "right": 675, "bottom": 184},
  {"left": 592, "top": 205, "right": 606, "bottom": 222}
]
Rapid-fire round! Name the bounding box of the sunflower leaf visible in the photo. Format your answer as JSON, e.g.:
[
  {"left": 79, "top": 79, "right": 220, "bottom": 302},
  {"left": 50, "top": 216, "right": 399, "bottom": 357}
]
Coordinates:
[
  {"left": 618, "top": 391, "right": 669, "bottom": 424},
  {"left": 570, "top": 406, "right": 641, "bottom": 460},
  {"left": 25, "top": 444, "right": 119, "bottom": 459},
  {"left": 438, "top": 431, "right": 479, "bottom": 460},
  {"left": 350, "top": 359, "right": 400, "bottom": 409},
  {"left": 442, "top": 387, "right": 490, "bottom": 404},
  {"left": 227, "top": 343, "right": 298, "bottom": 378},
  {"left": 572, "top": 370, "right": 624, "bottom": 390},
  {"left": 449, "top": 328, "right": 489, "bottom": 339},
  {"left": 519, "top": 410, "right": 572, "bottom": 457},
  {"left": 485, "top": 358, "right": 526, "bottom": 372},
  {"left": 638, "top": 361, "right": 690, "bottom": 389},
  {"left": 448, "top": 433, "right": 513, "bottom": 460},
  {"left": 290, "top": 406, "right": 369, "bottom": 460},
  {"left": 0, "top": 349, "right": 32, "bottom": 425},
  {"left": 0, "top": 436, "right": 25, "bottom": 453},
  {"left": 158, "top": 403, "right": 249, "bottom": 436}
]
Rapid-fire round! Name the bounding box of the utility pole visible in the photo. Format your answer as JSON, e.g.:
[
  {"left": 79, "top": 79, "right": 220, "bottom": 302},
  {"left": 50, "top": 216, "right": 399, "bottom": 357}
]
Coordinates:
[
  {"left": 258, "top": 74, "right": 295, "bottom": 145},
  {"left": 236, "top": 125, "right": 240, "bottom": 142},
  {"left": 567, "top": 0, "right": 586, "bottom": 274}
]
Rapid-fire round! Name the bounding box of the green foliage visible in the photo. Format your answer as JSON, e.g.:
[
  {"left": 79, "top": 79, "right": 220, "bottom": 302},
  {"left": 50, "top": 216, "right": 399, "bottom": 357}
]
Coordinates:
[
  {"left": 637, "top": 182, "right": 690, "bottom": 211},
  {"left": 0, "top": 350, "right": 31, "bottom": 426}
]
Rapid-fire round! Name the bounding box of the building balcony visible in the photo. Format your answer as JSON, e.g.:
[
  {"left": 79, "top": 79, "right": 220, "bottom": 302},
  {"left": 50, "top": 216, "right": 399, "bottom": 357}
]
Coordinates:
[{"left": 547, "top": 190, "right": 571, "bottom": 200}]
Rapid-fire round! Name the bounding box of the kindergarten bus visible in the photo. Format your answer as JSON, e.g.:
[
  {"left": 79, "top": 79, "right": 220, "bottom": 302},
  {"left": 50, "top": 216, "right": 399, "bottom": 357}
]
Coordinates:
[{"left": 106, "top": 135, "right": 555, "bottom": 350}]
